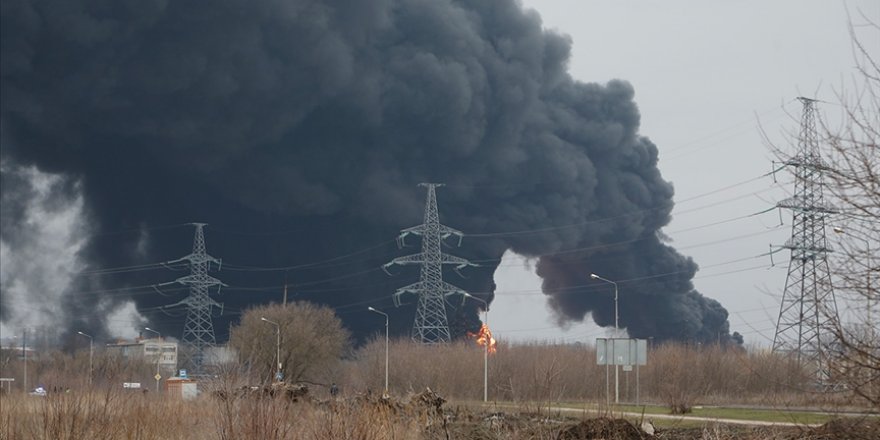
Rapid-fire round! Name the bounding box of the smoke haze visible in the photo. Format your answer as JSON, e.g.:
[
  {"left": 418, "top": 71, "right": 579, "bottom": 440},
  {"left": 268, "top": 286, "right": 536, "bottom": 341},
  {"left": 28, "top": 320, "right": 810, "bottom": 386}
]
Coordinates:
[{"left": 0, "top": 0, "right": 732, "bottom": 344}]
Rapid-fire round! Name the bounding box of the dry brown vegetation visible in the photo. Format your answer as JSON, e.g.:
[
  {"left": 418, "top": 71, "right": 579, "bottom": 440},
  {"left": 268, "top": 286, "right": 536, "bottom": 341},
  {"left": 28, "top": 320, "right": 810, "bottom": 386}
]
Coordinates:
[
  {"left": 2, "top": 341, "right": 870, "bottom": 409},
  {"left": 2, "top": 341, "right": 877, "bottom": 439},
  {"left": 341, "top": 340, "right": 850, "bottom": 410}
]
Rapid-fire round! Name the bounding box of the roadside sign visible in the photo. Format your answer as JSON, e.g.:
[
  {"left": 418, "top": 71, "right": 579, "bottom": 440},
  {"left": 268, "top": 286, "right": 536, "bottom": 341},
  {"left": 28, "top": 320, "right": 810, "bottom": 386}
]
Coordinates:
[
  {"left": 596, "top": 338, "right": 647, "bottom": 366},
  {"left": 596, "top": 338, "right": 649, "bottom": 406},
  {"left": 154, "top": 374, "right": 162, "bottom": 381},
  {"left": 123, "top": 382, "right": 142, "bottom": 389}
]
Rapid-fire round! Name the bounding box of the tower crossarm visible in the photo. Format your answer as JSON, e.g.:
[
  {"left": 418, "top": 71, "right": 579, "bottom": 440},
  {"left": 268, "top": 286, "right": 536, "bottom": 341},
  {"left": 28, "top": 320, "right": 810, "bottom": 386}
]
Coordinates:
[
  {"left": 384, "top": 252, "right": 476, "bottom": 273},
  {"left": 383, "top": 253, "right": 425, "bottom": 274},
  {"left": 400, "top": 224, "right": 426, "bottom": 236},
  {"left": 396, "top": 225, "right": 426, "bottom": 247},
  {"left": 161, "top": 295, "right": 222, "bottom": 310},
  {"left": 166, "top": 253, "right": 222, "bottom": 268},
  {"left": 439, "top": 281, "right": 468, "bottom": 297},
  {"left": 396, "top": 224, "right": 465, "bottom": 246},
  {"left": 776, "top": 197, "right": 837, "bottom": 214},
  {"left": 392, "top": 281, "right": 427, "bottom": 306},
  {"left": 439, "top": 225, "right": 465, "bottom": 246},
  {"left": 782, "top": 237, "right": 833, "bottom": 255},
  {"left": 174, "top": 274, "right": 227, "bottom": 288},
  {"left": 391, "top": 280, "right": 470, "bottom": 306},
  {"left": 387, "top": 253, "right": 424, "bottom": 265},
  {"left": 783, "top": 157, "right": 829, "bottom": 170},
  {"left": 441, "top": 253, "right": 479, "bottom": 272}
]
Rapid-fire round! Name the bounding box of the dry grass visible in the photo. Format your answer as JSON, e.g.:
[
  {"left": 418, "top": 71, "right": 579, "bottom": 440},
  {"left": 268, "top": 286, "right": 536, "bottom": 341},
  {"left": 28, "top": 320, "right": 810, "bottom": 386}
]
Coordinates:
[
  {"left": 3, "top": 340, "right": 862, "bottom": 409},
  {"left": 1, "top": 340, "right": 874, "bottom": 440},
  {"left": 1, "top": 389, "right": 876, "bottom": 440},
  {"left": 0, "top": 389, "right": 200, "bottom": 439}
]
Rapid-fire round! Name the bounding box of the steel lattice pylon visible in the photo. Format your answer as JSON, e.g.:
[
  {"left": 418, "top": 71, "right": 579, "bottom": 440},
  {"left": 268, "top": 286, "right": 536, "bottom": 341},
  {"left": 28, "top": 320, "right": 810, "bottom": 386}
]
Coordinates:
[
  {"left": 159, "top": 223, "right": 225, "bottom": 375},
  {"left": 772, "top": 97, "right": 840, "bottom": 382},
  {"left": 384, "top": 183, "right": 475, "bottom": 344}
]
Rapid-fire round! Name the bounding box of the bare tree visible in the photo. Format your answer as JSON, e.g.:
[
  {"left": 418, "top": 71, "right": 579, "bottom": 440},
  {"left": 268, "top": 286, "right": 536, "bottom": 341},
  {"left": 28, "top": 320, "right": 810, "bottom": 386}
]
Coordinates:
[
  {"left": 229, "top": 301, "right": 350, "bottom": 384},
  {"left": 818, "top": 12, "right": 880, "bottom": 406},
  {"left": 768, "top": 12, "right": 880, "bottom": 404}
]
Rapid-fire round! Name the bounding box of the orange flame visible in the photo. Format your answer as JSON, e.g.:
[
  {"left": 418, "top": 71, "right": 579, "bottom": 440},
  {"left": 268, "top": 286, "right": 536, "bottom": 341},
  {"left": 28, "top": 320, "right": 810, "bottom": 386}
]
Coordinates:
[{"left": 468, "top": 323, "right": 497, "bottom": 354}]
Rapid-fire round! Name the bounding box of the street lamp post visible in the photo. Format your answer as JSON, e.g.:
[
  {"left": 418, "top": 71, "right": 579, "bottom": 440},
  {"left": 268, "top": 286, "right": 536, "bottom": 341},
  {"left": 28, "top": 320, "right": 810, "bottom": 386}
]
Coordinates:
[
  {"left": 591, "top": 273, "right": 620, "bottom": 404},
  {"left": 367, "top": 307, "right": 389, "bottom": 395},
  {"left": 261, "top": 317, "right": 282, "bottom": 381},
  {"left": 144, "top": 327, "right": 161, "bottom": 393},
  {"left": 465, "top": 293, "right": 490, "bottom": 403},
  {"left": 23, "top": 328, "right": 28, "bottom": 393},
  {"left": 76, "top": 332, "right": 93, "bottom": 387},
  {"left": 144, "top": 327, "right": 160, "bottom": 339}
]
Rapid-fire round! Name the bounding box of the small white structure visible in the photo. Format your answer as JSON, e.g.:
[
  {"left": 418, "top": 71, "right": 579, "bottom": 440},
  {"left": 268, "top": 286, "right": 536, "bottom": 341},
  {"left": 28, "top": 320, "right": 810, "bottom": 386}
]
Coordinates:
[{"left": 165, "top": 377, "right": 198, "bottom": 400}]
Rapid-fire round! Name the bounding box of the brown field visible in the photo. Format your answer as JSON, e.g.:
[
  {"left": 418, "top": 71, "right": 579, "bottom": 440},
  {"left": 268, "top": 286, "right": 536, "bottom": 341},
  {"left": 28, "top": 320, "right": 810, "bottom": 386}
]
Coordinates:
[{"left": 1, "top": 341, "right": 877, "bottom": 439}]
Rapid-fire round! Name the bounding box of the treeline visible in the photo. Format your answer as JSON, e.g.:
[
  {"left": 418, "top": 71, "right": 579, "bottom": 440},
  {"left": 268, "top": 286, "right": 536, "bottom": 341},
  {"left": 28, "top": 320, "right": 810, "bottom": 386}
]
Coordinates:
[{"left": 0, "top": 338, "right": 855, "bottom": 410}]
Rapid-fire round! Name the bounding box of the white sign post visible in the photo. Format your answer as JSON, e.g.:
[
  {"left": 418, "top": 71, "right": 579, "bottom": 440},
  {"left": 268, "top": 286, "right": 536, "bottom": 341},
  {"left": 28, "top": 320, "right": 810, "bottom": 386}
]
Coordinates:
[{"left": 0, "top": 378, "right": 14, "bottom": 394}]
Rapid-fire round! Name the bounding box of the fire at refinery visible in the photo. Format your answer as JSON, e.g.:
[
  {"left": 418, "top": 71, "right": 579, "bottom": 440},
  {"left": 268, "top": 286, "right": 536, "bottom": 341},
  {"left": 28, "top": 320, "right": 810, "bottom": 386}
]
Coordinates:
[{"left": 468, "top": 323, "right": 497, "bottom": 354}]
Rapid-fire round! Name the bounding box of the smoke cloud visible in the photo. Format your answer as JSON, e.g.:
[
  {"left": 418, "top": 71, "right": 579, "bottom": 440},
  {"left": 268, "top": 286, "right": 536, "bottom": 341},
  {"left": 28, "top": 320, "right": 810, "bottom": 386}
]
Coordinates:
[
  {"left": 0, "top": 162, "right": 85, "bottom": 333},
  {"left": 1, "top": 0, "right": 732, "bottom": 344}
]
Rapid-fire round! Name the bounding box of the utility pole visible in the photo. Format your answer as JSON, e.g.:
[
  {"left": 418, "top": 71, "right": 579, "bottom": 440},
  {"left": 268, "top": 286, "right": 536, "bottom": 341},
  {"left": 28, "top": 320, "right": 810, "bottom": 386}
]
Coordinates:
[
  {"left": 772, "top": 97, "right": 841, "bottom": 384},
  {"left": 157, "top": 223, "right": 226, "bottom": 375},
  {"left": 384, "top": 183, "right": 476, "bottom": 344}
]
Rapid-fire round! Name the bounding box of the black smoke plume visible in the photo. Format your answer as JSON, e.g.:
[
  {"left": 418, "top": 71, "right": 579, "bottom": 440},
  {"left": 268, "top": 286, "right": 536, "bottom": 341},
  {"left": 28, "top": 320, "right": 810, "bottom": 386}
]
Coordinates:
[{"left": 1, "top": 0, "right": 732, "bottom": 344}]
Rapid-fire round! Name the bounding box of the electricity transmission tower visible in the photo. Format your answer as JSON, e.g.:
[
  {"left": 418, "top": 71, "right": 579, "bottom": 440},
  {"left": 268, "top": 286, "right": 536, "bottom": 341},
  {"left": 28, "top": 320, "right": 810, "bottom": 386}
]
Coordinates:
[
  {"left": 772, "top": 97, "right": 840, "bottom": 382},
  {"left": 384, "top": 183, "right": 475, "bottom": 344},
  {"left": 158, "top": 223, "right": 226, "bottom": 374}
]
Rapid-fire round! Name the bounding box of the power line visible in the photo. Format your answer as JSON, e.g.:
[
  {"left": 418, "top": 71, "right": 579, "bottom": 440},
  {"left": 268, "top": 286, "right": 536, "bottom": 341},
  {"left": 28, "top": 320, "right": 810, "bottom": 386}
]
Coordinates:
[
  {"left": 74, "top": 261, "right": 187, "bottom": 276},
  {"left": 466, "top": 172, "right": 784, "bottom": 239},
  {"left": 82, "top": 223, "right": 190, "bottom": 238},
  {"left": 222, "top": 239, "right": 398, "bottom": 272}
]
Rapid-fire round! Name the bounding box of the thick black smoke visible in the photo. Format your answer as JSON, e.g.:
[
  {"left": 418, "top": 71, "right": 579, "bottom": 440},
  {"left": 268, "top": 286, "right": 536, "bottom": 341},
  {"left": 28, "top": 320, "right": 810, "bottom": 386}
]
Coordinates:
[{"left": 1, "top": 0, "right": 732, "bottom": 344}]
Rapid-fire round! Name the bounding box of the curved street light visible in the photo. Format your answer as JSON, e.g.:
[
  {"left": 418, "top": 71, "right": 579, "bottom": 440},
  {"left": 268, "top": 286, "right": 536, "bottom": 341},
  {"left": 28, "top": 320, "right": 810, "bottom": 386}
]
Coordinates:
[
  {"left": 76, "top": 331, "right": 93, "bottom": 387},
  {"left": 143, "top": 328, "right": 162, "bottom": 392},
  {"left": 261, "top": 317, "right": 282, "bottom": 381},
  {"left": 367, "top": 307, "right": 389, "bottom": 395}
]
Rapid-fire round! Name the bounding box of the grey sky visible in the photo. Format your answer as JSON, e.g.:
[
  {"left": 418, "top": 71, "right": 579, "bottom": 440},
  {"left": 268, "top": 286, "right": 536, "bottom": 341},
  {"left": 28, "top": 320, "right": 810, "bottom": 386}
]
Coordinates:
[{"left": 490, "top": 0, "right": 879, "bottom": 345}]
